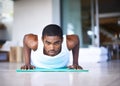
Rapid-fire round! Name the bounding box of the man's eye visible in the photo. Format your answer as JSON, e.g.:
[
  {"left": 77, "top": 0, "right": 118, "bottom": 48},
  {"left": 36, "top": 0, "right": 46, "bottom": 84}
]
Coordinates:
[
  {"left": 46, "top": 42, "right": 50, "bottom": 45},
  {"left": 54, "top": 42, "right": 60, "bottom": 45}
]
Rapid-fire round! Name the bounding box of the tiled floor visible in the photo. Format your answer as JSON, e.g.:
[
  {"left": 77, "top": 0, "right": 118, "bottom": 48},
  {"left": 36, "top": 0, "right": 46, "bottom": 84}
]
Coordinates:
[{"left": 0, "top": 60, "right": 120, "bottom": 86}]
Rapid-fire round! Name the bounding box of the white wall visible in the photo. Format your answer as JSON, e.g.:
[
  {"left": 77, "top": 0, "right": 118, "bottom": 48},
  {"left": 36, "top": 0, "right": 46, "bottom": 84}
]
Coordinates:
[{"left": 13, "top": 0, "right": 57, "bottom": 46}]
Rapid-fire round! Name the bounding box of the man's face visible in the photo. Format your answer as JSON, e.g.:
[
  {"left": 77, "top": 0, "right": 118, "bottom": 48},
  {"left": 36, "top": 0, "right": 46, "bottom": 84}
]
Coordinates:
[{"left": 42, "top": 35, "right": 63, "bottom": 56}]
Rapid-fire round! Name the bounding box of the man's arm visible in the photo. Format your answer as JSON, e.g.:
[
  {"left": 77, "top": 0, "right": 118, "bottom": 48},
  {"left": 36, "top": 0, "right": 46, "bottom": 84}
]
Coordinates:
[
  {"left": 67, "top": 35, "right": 83, "bottom": 69},
  {"left": 21, "top": 34, "right": 38, "bottom": 69}
]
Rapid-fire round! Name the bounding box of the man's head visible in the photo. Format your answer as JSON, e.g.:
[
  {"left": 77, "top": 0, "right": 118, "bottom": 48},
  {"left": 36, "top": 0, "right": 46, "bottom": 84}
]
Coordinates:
[{"left": 42, "top": 24, "right": 63, "bottom": 56}]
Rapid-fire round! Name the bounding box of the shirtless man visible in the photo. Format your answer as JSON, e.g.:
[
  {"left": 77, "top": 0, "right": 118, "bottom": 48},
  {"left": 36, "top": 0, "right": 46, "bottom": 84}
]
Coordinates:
[{"left": 21, "top": 24, "right": 82, "bottom": 69}]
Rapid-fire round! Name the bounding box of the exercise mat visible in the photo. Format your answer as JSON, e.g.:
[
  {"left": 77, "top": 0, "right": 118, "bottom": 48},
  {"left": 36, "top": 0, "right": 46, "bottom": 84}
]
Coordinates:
[{"left": 16, "top": 68, "right": 88, "bottom": 72}]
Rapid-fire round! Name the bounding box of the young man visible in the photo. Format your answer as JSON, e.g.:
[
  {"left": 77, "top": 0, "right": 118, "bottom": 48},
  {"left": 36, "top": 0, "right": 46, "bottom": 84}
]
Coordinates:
[{"left": 21, "top": 24, "right": 82, "bottom": 69}]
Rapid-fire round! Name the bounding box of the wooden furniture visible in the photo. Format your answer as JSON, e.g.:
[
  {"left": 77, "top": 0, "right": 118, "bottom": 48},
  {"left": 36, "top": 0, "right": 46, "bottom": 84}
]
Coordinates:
[{"left": 9, "top": 46, "right": 23, "bottom": 63}]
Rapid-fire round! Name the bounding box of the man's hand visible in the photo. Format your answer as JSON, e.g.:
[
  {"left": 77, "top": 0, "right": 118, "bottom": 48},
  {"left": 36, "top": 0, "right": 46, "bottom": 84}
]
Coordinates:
[
  {"left": 21, "top": 64, "right": 36, "bottom": 70},
  {"left": 68, "top": 64, "right": 83, "bottom": 70}
]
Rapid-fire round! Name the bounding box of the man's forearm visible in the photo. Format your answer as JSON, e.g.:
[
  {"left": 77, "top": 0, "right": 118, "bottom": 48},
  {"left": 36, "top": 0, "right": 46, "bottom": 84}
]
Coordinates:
[
  {"left": 72, "top": 42, "right": 79, "bottom": 65},
  {"left": 24, "top": 50, "right": 31, "bottom": 65},
  {"left": 23, "top": 44, "right": 31, "bottom": 65}
]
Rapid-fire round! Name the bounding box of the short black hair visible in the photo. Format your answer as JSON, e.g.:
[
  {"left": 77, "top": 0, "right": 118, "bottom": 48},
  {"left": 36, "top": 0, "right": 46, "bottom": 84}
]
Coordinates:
[{"left": 42, "top": 24, "right": 63, "bottom": 39}]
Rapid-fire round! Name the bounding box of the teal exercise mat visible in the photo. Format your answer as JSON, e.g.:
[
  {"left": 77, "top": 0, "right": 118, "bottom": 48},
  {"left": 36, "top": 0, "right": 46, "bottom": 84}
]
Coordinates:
[{"left": 16, "top": 68, "right": 88, "bottom": 72}]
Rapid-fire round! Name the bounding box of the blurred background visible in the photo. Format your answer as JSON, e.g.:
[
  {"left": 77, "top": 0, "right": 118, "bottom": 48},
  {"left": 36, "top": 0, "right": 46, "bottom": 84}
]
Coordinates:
[
  {"left": 0, "top": 0, "right": 120, "bottom": 63},
  {"left": 0, "top": 1, "right": 120, "bottom": 86}
]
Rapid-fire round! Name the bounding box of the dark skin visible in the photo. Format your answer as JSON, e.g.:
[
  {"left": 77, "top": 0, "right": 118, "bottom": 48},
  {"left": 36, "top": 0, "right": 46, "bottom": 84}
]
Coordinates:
[{"left": 21, "top": 34, "right": 83, "bottom": 70}]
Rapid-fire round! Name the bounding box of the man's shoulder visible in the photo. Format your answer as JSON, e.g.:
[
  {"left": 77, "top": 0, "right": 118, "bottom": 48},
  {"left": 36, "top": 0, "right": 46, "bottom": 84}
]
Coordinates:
[
  {"left": 66, "top": 34, "right": 79, "bottom": 50},
  {"left": 25, "top": 33, "right": 37, "bottom": 37},
  {"left": 24, "top": 33, "right": 38, "bottom": 42},
  {"left": 24, "top": 34, "right": 38, "bottom": 50},
  {"left": 66, "top": 34, "right": 79, "bottom": 40}
]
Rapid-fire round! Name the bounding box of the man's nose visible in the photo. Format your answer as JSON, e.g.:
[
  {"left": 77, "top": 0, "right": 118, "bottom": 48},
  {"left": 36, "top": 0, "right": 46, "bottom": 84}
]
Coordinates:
[{"left": 49, "top": 44, "right": 55, "bottom": 50}]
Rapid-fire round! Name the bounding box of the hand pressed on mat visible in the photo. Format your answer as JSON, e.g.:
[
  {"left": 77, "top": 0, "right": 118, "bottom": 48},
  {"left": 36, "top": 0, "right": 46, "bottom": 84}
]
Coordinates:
[
  {"left": 21, "top": 64, "right": 36, "bottom": 70},
  {"left": 68, "top": 64, "right": 83, "bottom": 70}
]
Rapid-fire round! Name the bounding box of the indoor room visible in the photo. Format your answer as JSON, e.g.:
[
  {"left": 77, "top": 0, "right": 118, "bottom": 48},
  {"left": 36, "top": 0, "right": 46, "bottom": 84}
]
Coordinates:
[{"left": 0, "top": 0, "right": 120, "bottom": 86}]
